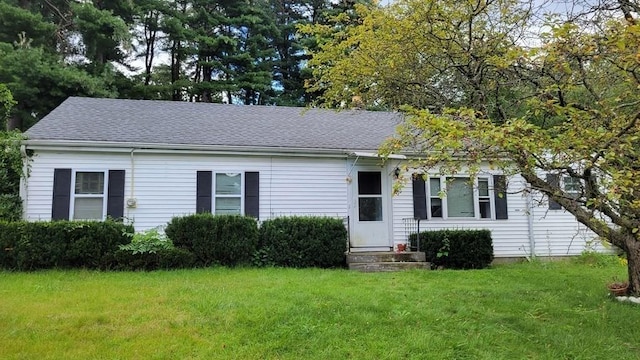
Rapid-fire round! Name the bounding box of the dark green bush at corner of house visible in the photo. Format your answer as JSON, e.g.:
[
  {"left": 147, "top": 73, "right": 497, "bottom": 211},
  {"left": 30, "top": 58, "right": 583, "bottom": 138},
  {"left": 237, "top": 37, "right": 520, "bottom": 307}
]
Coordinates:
[
  {"left": 0, "top": 220, "right": 133, "bottom": 270},
  {"left": 409, "top": 229, "right": 494, "bottom": 269},
  {"left": 258, "top": 216, "right": 347, "bottom": 268},
  {"left": 0, "top": 220, "right": 25, "bottom": 269},
  {"left": 165, "top": 213, "right": 258, "bottom": 267}
]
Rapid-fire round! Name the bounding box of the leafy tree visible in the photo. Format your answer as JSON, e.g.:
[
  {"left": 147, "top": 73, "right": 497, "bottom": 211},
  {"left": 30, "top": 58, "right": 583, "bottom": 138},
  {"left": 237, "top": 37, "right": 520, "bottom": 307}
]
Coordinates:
[
  {"left": 0, "top": 44, "right": 113, "bottom": 130},
  {"left": 307, "top": 0, "right": 640, "bottom": 295},
  {"left": 0, "top": 86, "right": 22, "bottom": 221}
]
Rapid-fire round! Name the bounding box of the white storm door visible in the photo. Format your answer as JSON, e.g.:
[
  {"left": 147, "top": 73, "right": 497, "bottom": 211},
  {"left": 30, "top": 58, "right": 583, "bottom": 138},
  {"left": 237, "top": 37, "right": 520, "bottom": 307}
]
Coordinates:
[{"left": 350, "top": 169, "right": 390, "bottom": 248}]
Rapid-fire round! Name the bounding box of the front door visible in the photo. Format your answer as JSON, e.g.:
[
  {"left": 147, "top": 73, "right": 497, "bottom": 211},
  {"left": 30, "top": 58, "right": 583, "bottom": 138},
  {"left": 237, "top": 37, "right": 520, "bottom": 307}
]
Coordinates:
[{"left": 350, "top": 168, "right": 390, "bottom": 248}]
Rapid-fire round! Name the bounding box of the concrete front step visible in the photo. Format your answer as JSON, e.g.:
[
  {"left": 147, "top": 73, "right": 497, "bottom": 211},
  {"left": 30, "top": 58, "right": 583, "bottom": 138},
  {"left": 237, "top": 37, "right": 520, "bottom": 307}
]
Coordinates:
[
  {"left": 347, "top": 251, "right": 430, "bottom": 272},
  {"left": 346, "top": 251, "right": 426, "bottom": 264},
  {"left": 348, "top": 261, "right": 431, "bottom": 272}
]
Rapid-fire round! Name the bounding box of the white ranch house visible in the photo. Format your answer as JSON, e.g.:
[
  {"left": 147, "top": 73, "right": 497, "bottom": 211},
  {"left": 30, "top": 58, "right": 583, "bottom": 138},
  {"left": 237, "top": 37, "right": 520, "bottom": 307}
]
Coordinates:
[{"left": 21, "top": 97, "right": 598, "bottom": 259}]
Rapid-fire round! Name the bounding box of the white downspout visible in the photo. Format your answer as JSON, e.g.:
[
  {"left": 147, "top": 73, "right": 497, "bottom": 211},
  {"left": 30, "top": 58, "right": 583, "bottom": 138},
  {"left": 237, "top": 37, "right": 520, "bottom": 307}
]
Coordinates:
[
  {"left": 19, "top": 144, "right": 28, "bottom": 219},
  {"left": 526, "top": 186, "right": 536, "bottom": 259},
  {"left": 127, "top": 148, "right": 136, "bottom": 220}
]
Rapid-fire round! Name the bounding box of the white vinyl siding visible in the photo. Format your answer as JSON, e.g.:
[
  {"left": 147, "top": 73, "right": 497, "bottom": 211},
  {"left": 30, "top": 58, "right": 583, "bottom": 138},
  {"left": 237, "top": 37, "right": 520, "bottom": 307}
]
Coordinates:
[{"left": 24, "top": 150, "right": 347, "bottom": 231}]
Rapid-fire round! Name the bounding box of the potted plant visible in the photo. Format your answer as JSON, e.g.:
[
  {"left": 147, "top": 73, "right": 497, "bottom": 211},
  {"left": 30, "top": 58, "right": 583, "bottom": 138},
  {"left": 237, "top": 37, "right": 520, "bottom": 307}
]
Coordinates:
[{"left": 607, "top": 278, "right": 629, "bottom": 297}]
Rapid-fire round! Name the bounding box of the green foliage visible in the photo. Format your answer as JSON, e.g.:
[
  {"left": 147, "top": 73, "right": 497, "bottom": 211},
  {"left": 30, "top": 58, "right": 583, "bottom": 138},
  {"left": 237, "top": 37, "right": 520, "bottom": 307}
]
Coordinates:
[
  {"left": 118, "top": 228, "right": 173, "bottom": 255},
  {"left": 165, "top": 213, "right": 258, "bottom": 267},
  {"left": 0, "top": 130, "right": 25, "bottom": 221},
  {"left": 0, "top": 83, "right": 16, "bottom": 127},
  {"left": 108, "top": 247, "right": 196, "bottom": 271},
  {"left": 0, "top": 220, "right": 133, "bottom": 270},
  {"left": 409, "top": 229, "right": 494, "bottom": 269},
  {"left": 258, "top": 216, "right": 347, "bottom": 268},
  {"left": 113, "top": 227, "right": 195, "bottom": 270},
  {"left": 572, "top": 251, "right": 622, "bottom": 268}
]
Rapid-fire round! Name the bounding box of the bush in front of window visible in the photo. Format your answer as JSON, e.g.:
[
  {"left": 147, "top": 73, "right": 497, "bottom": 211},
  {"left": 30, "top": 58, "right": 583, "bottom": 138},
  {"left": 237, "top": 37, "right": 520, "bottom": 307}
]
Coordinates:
[
  {"left": 165, "top": 213, "right": 258, "bottom": 267},
  {"left": 257, "top": 216, "right": 347, "bottom": 268},
  {"left": 409, "top": 229, "right": 494, "bottom": 269},
  {"left": 0, "top": 220, "right": 133, "bottom": 270}
]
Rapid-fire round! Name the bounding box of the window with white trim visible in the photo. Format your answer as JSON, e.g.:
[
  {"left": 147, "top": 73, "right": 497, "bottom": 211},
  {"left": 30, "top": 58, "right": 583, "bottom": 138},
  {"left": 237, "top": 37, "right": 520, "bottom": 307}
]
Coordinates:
[
  {"left": 563, "top": 176, "right": 581, "bottom": 198},
  {"left": 429, "top": 178, "right": 443, "bottom": 218},
  {"left": 427, "top": 176, "right": 495, "bottom": 219},
  {"left": 214, "top": 173, "right": 242, "bottom": 215},
  {"left": 478, "top": 178, "right": 491, "bottom": 219},
  {"left": 72, "top": 171, "right": 106, "bottom": 220}
]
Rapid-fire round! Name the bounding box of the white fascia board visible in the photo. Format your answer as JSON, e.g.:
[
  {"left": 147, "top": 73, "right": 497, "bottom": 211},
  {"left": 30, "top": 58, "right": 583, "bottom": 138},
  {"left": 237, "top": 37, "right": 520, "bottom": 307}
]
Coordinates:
[
  {"left": 23, "top": 139, "right": 355, "bottom": 158},
  {"left": 350, "top": 151, "right": 407, "bottom": 160}
]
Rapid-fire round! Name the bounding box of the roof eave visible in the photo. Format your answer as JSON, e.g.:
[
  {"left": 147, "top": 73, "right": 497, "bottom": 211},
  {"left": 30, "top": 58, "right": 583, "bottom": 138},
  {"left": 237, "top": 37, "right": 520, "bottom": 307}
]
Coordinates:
[{"left": 23, "top": 139, "right": 380, "bottom": 158}]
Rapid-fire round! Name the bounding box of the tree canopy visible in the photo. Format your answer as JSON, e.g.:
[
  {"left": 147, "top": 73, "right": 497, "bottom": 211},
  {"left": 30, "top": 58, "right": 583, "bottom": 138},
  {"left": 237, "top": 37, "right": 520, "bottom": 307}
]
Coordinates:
[
  {"left": 305, "top": 0, "right": 640, "bottom": 295},
  {"left": 0, "top": 0, "right": 374, "bottom": 130}
]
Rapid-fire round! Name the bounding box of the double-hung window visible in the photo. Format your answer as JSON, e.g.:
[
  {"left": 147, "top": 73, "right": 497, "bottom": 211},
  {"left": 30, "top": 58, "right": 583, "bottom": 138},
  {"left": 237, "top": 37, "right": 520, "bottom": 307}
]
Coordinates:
[
  {"left": 478, "top": 178, "right": 491, "bottom": 218},
  {"left": 429, "top": 178, "right": 443, "bottom": 218},
  {"left": 196, "top": 171, "right": 259, "bottom": 218},
  {"left": 424, "top": 176, "right": 499, "bottom": 220},
  {"left": 72, "top": 171, "right": 107, "bottom": 220},
  {"left": 214, "top": 173, "right": 242, "bottom": 215}
]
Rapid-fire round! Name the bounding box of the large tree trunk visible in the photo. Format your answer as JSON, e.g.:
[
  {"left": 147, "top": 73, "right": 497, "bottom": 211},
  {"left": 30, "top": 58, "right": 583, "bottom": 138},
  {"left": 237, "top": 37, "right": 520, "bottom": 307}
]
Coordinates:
[{"left": 625, "top": 234, "right": 640, "bottom": 296}]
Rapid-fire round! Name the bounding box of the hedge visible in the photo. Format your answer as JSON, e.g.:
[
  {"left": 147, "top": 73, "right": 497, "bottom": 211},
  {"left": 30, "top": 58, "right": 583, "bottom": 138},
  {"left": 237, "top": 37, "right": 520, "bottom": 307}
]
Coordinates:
[
  {"left": 165, "top": 213, "right": 258, "bottom": 266},
  {"left": 0, "top": 220, "right": 133, "bottom": 270},
  {"left": 409, "top": 229, "right": 494, "bottom": 269},
  {"left": 258, "top": 216, "right": 347, "bottom": 268},
  {"left": 107, "top": 248, "right": 196, "bottom": 271}
]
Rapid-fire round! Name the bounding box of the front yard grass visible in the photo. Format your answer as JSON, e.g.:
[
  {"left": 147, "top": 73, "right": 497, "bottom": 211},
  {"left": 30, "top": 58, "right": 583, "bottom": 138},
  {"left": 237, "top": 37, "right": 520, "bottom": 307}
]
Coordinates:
[{"left": 0, "top": 258, "right": 638, "bottom": 359}]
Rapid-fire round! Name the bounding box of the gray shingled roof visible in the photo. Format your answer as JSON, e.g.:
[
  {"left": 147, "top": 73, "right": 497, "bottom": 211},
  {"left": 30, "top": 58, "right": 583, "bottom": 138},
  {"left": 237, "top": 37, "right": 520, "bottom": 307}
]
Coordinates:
[{"left": 26, "top": 97, "right": 402, "bottom": 151}]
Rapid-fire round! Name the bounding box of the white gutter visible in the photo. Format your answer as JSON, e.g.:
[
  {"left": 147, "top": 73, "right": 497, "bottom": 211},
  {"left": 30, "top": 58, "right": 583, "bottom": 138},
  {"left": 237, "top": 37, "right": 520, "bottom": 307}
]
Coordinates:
[
  {"left": 23, "top": 139, "right": 363, "bottom": 158},
  {"left": 350, "top": 151, "right": 407, "bottom": 160}
]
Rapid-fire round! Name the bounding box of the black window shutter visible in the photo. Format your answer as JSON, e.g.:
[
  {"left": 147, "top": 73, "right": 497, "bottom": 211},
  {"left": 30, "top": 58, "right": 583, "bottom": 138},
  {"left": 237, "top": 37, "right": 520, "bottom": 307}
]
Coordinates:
[
  {"left": 196, "top": 171, "right": 212, "bottom": 213},
  {"left": 245, "top": 172, "right": 259, "bottom": 219},
  {"left": 546, "top": 174, "right": 562, "bottom": 210},
  {"left": 51, "top": 168, "right": 72, "bottom": 220},
  {"left": 412, "top": 175, "right": 427, "bottom": 220},
  {"left": 493, "top": 175, "right": 508, "bottom": 219},
  {"left": 107, "top": 170, "right": 126, "bottom": 219}
]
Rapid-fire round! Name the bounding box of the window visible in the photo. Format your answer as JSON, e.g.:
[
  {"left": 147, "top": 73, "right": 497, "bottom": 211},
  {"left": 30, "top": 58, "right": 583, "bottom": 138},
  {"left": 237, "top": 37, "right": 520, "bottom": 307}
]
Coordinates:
[
  {"left": 422, "top": 176, "right": 504, "bottom": 220},
  {"left": 73, "top": 171, "right": 106, "bottom": 220},
  {"left": 478, "top": 178, "right": 491, "bottom": 219},
  {"left": 564, "top": 176, "right": 581, "bottom": 198},
  {"left": 358, "top": 171, "right": 383, "bottom": 221},
  {"left": 446, "top": 177, "right": 475, "bottom": 218},
  {"left": 429, "top": 178, "right": 443, "bottom": 218},
  {"left": 196, "top": 171, "right": 259, "bottom": 218},
  {"left": 215, "top": 173, "right": 242, "bottom": 215}
]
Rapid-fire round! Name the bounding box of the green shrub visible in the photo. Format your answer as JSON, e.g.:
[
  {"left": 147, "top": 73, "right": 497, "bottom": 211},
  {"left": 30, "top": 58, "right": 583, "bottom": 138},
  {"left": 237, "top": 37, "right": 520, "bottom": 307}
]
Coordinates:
[
  {"left": 0, "top": 131, "right": 24, "bottom": 222},
  {"left": 0, "top": 220, "right": 133, "bottom": 270},
  {"left": 409, "top": 229, "right": 494, "bottom": 269},
  {"left": 109, "top": 247, "right": 196, "bottom": 271},
  {"left": 119, "top": 228, "right": 173, "bottom": 254},
  {"left": 258, "top": 216, "right": 347, "bottom": 268},
  {"left": 165, "top": 213, "right": 258, "bottom": 266},
  {"left": 0, "top": 220, "right": 23, "bottom": 269}
]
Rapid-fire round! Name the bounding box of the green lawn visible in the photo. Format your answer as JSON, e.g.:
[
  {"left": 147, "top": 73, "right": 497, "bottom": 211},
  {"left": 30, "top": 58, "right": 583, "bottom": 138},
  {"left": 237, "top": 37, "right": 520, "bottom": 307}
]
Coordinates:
[{"left": 0, "top": 258, "right": 637, "bottom": 359}]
